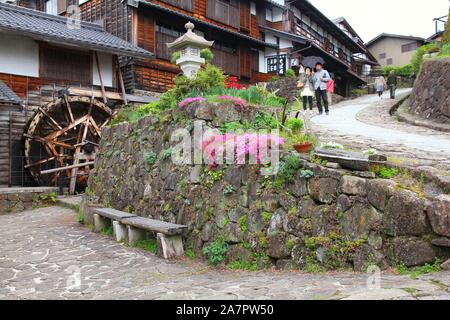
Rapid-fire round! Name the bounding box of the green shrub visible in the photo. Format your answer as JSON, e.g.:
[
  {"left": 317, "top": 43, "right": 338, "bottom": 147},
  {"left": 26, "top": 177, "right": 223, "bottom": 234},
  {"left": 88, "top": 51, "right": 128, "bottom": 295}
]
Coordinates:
[
  {"left": 200, "top": 48, "right": 214, "bottom": 62},
  {"left": 100, "top": 225, "right": 113, "bottom": 236},
  {"left": 202, "top": 238, "right": 228, "bottom": 265},
  {"left": 285, "top": 118, "right": 304, "bottom": 133},
  {"left": 372, "top": 165, "right": 399, "bottom": 179},
  {"left": 171, "top": 51, "right": 181, "bottom": 64},
  {"left": 133, "top": 239, "right": 157, "bottom": 253},
  {"left": 382, "top": 64, "right": 414, "bottom": 78},
  {"left": 443, "top": 13, "right": 450, "bottom": 44},
  {"left": 278, "top": 155, "right": 302, "bottom": 183},
  {"left": 285, "top": 68, "right": 296, "bottom": 78},
  {"left": 160, "top": 148, "right": 172, "bottom": 160},
  {"left": 411, "top": 43, "right": 442, "bottom": 74},
  {"left": 145, "top": 151, "right": 157, "bottom": 165},
  {"left": 395, "top": 258, "right": 441, "bottom": 279},
  {"left": 76, "top": 211, "right": 84, "bottom": 225}
]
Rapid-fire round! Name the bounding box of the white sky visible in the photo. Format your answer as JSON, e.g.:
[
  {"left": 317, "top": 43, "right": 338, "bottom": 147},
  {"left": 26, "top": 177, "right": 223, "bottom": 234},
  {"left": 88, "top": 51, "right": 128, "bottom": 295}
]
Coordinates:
[{"left": 309, "top": 0, "right": 449, "bottom": 42}]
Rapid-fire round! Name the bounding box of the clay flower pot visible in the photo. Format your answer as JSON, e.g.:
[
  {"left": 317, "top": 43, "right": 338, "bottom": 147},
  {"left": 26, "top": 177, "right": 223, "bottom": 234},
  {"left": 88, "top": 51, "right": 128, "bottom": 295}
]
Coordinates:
[{"left": 293, "top": 143, "right": 313, "bottom": 153}]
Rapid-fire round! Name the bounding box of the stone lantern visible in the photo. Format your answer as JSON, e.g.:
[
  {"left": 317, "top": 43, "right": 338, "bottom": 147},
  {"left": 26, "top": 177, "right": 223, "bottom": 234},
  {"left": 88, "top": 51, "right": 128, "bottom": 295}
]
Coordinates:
[{"left": 167, "top": 21, "right": 214, "bottom": 78}]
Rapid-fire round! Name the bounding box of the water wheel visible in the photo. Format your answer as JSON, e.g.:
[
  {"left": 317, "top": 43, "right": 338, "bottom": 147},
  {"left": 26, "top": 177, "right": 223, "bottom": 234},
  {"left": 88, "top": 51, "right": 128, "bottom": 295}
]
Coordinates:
[{"left": 24, "top": 95, "right": 114, "bottom": 194}]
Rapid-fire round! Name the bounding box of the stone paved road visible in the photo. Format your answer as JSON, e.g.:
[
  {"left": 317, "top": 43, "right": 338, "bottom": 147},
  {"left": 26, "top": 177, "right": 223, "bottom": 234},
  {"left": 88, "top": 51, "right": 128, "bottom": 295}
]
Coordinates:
[
  {"left": 310, "top": 89, "right": 450, "bottom": 168},
  {"left": 1, "top": 207, "right": 449, "bottom": 300}
]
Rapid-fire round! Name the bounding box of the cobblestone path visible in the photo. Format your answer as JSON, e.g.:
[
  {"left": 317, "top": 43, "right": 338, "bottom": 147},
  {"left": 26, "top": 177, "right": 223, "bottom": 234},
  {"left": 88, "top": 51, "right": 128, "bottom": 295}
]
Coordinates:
[
  {"left": 1, "top": 207, "right": 449, "bottom": 300},
  {"left": 310, "top": 89, "right": 450, "bottom": 169}
]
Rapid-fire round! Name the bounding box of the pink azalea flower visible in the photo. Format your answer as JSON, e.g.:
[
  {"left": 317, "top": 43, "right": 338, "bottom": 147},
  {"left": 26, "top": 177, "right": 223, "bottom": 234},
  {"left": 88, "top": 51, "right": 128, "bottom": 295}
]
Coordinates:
[
  {"left": 217, "top": 96, "right": 248, "bottom": 107},
  {"left": 178, "top": 97, "right": 206, "bottom": 108}
]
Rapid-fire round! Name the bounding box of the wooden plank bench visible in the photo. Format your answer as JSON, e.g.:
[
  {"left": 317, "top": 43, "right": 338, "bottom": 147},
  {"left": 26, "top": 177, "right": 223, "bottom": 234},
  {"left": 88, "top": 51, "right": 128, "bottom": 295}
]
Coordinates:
[
  {"left": 93, "top": 208, "right": 137, "bottom": 242},
  {"left": 122, "top": 217, "right": 187, "bottom": 259}
]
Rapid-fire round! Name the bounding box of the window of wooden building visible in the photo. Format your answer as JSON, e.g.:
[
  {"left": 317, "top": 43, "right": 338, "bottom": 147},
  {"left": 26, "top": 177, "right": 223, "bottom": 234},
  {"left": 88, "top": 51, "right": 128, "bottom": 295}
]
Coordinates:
[
  {"left": 40, "top": 45, "right": 92, "bottom": 84},
  {"left": 212, "top": 41, "right": 239, "bottom": 76},
  {"left": 155, "top": 24, "right": 183, "bottom": 60},
  {"left": 160, "top": 0, "right": 194, "bottom": 12},
  {"left": 206, "top": 0, "right": 240, "bottom": 29}
]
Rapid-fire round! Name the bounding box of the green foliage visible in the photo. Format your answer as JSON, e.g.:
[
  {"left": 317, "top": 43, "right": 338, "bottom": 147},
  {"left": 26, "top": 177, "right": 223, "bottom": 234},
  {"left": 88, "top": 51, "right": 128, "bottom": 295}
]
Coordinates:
[
  {"left": 285, "top": 68, "right": 296, "bottom": 78},
  {"left": 100, "top": 225, "right": 113, "bottom": 236},
  {"left": 372, "top": 165, "right": 399, "bottom": 179},
  {"left": 76, "top": 211, "right": 84, "bottom": 225},
  {"left": 133, "top": 239, "right": 157, "bottom": 253},
  {"left": 299, "top": 169, "right": 314, "bottom": 179},
  {"left": 443, "top": 13, "right": 450, "bottom": 44},
  {"left": 351, "top": 88, "right": 368, "bottom": 96},
  {"left": 200, "top": 48, "right": 214, "bottom": 62},
  {"left": 228, "top": 259, "right": 258, "bottom": 271},
  {"left": 238, "top": 215, "right": 248, "bottom": 233},
  {"left": 185, "top": 248, "right": 196, "bottom": 259},
  {"left": 171, "top": 51, "right": 181, "bottom": 64},
  {"left": 145, "top": 151, "right": 157, "bottom": 165},
  {"left": 223, "top": 185, "right": 236, "bottom": 195},
  {"left": 202, "top": 238, "right": 228, "bottom": 265},
  {"left": 285, "top": 118, "right": 304, "bottom": 133},
  {"left": 262, "top": 211, "right": 273, "bottom": 224},
  {"left": 206, "top": 85, "right": 285, "bottom": 108},
  {"left": 382, "top": 64, "right": 415, "bottom": 78},
  {"left": 411, "top": 43, "right": 443, "bottom": 74},
  {"left": 159, "top": 148, "right": 172, "bottom": 161},
  {"left": 202, "top": 168, "right": 225, "bottom": 187},
  {"left": 395, "top": 258, "right": 441, "bottom": 279},
  {"left": 278, "top": 154, "right": 303, "bottom": 183}
]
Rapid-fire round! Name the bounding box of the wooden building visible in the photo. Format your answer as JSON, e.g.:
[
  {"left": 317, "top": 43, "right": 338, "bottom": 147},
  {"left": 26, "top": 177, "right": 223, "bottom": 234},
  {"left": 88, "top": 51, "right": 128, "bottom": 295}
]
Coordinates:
[
  {"left": 0, "top": 2, "right": 152, "bottom": 188},
  {"left": 18, "top": 0, "right": 375, "bottom": 96}
]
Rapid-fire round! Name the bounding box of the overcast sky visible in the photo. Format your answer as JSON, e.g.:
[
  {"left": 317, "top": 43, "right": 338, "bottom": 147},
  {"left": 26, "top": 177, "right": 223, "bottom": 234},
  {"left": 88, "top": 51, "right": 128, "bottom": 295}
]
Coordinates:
[{"left": 309, "top": 0, "right": 449, "bottom": 42}]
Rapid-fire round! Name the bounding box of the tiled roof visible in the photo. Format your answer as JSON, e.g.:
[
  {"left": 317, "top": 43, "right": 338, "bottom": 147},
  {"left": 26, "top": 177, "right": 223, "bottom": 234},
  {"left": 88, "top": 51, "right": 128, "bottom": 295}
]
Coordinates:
[
  {"left": 0, "top": 3, "right": 152, "bottom": 58},
  {"left": 0, "top": 80, "right": 22, "bottom": 105}
]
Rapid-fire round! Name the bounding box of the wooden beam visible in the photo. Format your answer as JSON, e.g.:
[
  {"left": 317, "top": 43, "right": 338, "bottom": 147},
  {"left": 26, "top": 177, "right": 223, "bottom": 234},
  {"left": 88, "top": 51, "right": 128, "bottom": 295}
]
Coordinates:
[
  {"left": 66, "top": 88, "right": 158, "bottom": 104},
  {"left": 40, "top": 161, "right": 95, "bottom": 175},
  {"left": 115, "top": 55, "right": 128, "bottom": 105},
  {"left": 94, "top": 52, "right": 108, "bottom": 104}
]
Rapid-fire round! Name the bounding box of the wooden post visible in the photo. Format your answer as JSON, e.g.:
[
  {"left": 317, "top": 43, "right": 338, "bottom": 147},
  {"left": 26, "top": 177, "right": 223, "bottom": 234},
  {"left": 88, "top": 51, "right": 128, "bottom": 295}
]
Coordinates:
[
  {"left": 94, "top": 52, "right": 107, "bottom": 104},
  {"left": 115, "top": 55, "right": 128, "bottom": 105}
]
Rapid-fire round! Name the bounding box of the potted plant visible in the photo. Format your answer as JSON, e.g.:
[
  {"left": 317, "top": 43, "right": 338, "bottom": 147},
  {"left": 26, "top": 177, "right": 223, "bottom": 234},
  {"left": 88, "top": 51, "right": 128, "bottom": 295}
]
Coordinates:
[{"left": 292, "top": 134, "right": 316, "bottom": 153}]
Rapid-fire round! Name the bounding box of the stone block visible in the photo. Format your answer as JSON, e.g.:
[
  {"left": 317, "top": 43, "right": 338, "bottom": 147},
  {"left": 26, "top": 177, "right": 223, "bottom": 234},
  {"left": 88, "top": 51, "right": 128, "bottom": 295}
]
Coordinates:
[
  {"left": 113, "top": 221, "right": 127, "bottom": 242},
  {"left": 156, "top": 233, "right": 184, "bottom": 259},
  {"left": 310, "top": 177, "right": 339, "bottom": 204},
  {"left": 441, "top": 259, "right": 450, "bottom": 271},
  {"left": 431, "top": 237, "right": 450, "bottom": 247},
  {"left": 388, "top": 237, "right": 436, "bottom": 267},
  {"left": 427, "top": 195, "right": 450, "bottom": 237},
  {"left": 383, "top": 189, "right": 430, "bottom": 236},
  {"left": 127, "top": 226, "right": 146, "bottom": 245},
  {"left": 93, "top": 214, "right": 109, "bottom": 233},
  {"left": 366, "top": 179, "right": 396, "bottom": 212},
  {"left": 339, "top": 175, "right": 367, "bottom": 196}
]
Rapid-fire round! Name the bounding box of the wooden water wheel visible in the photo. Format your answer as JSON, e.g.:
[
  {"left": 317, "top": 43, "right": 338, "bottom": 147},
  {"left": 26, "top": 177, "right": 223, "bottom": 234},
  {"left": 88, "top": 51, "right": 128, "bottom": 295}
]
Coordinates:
[{"left": 24, "top": 95, "right": 114, "bottom": 194}]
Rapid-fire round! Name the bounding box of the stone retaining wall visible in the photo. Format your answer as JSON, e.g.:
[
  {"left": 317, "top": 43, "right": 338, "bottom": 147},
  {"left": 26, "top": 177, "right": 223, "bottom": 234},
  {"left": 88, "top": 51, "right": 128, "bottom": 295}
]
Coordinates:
[
  {"left": 409, "top": 58, "right": 450, "bottom": 124},
  {"left": 0, "top": 187, "right": 59, "bottom": 214},
  {"left": 84, "top": 103, "right": 450, "bottom": 271}
]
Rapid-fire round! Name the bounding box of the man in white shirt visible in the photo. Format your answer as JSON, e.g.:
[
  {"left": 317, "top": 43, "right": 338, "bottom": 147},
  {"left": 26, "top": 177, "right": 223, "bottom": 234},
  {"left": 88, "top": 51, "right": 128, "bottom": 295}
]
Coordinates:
[{"left": 313, "top": 62, "right": 331, "bottom": 115}]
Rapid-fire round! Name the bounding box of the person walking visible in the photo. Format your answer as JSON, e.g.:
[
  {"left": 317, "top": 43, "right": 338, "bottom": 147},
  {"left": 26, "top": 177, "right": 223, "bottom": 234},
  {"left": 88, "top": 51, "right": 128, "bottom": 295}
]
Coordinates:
[
  {"left": 313, "top": 62, "right": 331, "bottom": 115},
  {"left": 326, "top": 73, "right": 335, "bottom": 106},
  {"left": 296, "top": 67, "right": 316, "bottom": 117},
  {"left": 375, "top": 75, "right": 387, "bottom": 99},
  {"left": 387, "top": 70, "right": 397, "bottom": 99}
]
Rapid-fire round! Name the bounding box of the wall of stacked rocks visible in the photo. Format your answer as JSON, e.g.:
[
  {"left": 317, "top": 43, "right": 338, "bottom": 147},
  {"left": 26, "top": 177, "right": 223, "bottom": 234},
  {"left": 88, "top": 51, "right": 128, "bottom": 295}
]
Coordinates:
[
  {"left": 84, "top": 102, "right": 450, "bottom": 271},
  {"left": 409, "top": 58, "right": 450, "bottom": 124}
]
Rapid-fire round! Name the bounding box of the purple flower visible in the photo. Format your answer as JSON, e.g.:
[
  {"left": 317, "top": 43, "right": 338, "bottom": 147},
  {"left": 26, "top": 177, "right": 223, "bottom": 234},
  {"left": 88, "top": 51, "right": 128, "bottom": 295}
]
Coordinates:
[{"left": 178, "top": 97, "right": 206, "bottom": 108}]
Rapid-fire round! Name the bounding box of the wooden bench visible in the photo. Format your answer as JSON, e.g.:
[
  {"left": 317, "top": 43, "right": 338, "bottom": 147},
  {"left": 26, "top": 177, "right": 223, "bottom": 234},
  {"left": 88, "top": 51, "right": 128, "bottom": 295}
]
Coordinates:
[
  {"left": 93, "top": 208, "right": 136, "bottom": 242},
  {"left": 92, "top": 208, "right": 187, "bottom": 259},
  {"left": 122, "top": 216, "right": 187, "bottom": 259}
]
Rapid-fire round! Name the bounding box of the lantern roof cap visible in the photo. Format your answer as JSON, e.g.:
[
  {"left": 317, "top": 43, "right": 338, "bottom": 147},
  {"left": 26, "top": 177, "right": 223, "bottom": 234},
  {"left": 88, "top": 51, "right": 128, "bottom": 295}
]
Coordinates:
[{"left": 167, "top": 22, "right": 214, "bottom": 51}]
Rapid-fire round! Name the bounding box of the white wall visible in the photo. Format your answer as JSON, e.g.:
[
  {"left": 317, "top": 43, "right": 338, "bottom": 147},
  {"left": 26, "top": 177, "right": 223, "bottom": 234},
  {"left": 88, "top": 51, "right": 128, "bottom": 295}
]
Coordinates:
[
  {"left": 0, "top": 34, "right": 39, "bottom": 77},
  {"left": 93, "top": 52, "right": 113, "bottom": 88}
]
